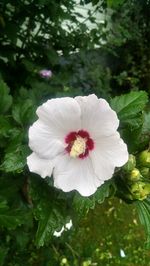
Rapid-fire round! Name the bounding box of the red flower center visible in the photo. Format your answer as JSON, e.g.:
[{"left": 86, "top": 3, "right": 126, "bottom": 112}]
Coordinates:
[{"left": 65, "top": 130, "right": 94, "bottom": 159}]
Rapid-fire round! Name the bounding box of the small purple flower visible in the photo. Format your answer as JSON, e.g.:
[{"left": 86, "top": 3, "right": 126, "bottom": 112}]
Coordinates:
[{"left": 39, "top": 69, "right": 52, "bottom": 79}]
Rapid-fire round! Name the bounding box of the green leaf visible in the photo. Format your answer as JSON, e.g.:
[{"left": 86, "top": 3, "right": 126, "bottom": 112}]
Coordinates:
[
  {"left": 136, "top": 197, "right": 150, "bottom": 248},
  {"left": 94, "top": 179, "right": 115, "bottom": 203},
  {"left": 73, "top": 194, "right": 95, "bottom": 216},
  {"left": 12, "top": 99, "right": 36, "bottom": 125},
  {"left": 15, "top": 229, "right": 30, "bottom": 249},
  {"left": 121, "top": 127, "right": 142, "bottom": 153},
  {"left": 120, "top": 115, "right": 143, "bottom": 130},
  {"left": 0, "top": 198, "right": 31, "bottom": 230},
  {"left": 73, "top": 180, "right": 114, "bottom": 216},
  {"left": 0, "top": 199, "right": 8, "bottom": 210},
  {"left": 0, "top": 80, "right": 12, "bottom": 114},
  {"left": 0, "top": 176, "right": 24, "bottom": 199},
  {"left": 0, "top": 208, "right": 31, "bottom": 229},
  {"left": 0, "top": 246, "right": 8, "bottom": 266},
  {"left": 35, "top": 207, "right": 66, "bottom": 247},
  {"left": 30, "top": 177, "right": 68, "bottom": 247},
  {"left": 107, "top": 0, "right": 125, "bottom": 8},
  {"left": 0, "top": 116, "right": 12, "bottom": 138},
  {"left": 142, "top": 112, "right": 150, "bottom": 134},
  {"left": 1, "top": 145, "right": 29, "bottom": 173},
  {"left": 110, "top": 91, "right": 148, "bottom": 121}
]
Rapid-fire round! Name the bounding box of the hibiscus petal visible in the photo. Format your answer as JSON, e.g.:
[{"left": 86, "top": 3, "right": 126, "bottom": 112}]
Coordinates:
[
  {"left": 27, "top": 152, "right": 53, "bottom": 178},
  {"left": 90, "top": 132, "right": 128, "bottom": 180},
  {"left": 36, "top": 97, "right": 81, "bottom": 135},
  {"left": 53, "top": 155, "right": 103, "bottom": 196},
  {"left": 75, "top": 94, "right": 119, "bottom": 139},
  {"left": 94, "top": 132, "right": 128, "bottom": 167},
  {"left": 29, "top": 120, "right": 65, "bottom": 159},
  {"left": 90, "top": 151, "right": 115, "bottom": 181}
]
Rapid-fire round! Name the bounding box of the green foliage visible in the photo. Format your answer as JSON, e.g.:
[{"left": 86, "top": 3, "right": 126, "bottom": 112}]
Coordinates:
[
  {"left": 136, "top": 198, "right": 150, "bottom": 248},
  {"left": 29, "top": 177, "right": 70, "bottom": 247},
  {"left": 73, "top": 179, "right": 115, "bottom": 216},
  {"left": 58, "top": 199, "right": 150, "bottom": 266},
  {"left": 110, "top": 91, "right": 149, "bottom": 153},
  {"left": 0, "top": 0, "right": 150, "bottom": 264},
  {"left": 0, "top": 80, "right": 12, "bottom": 114},
  {"left": 106, "top": 0, "right": 150, "bottom": 94},
  {"left": 107, "top": 0, "right": 125, "bottom": 8},
  {"left": 1, "top": 145, "right": 28, "bottom": 173},
  {"left": 0, "top": 203, "right": 30, "bottom": 230},
  {"left": 110, "top": 91, "right": 148, "bottom": 122},
  {"left": 142, "top": 112, "right": 150, "bottom": 135},
  {"left": 12, "top": 99, "right": 36, "bottom": 126}
]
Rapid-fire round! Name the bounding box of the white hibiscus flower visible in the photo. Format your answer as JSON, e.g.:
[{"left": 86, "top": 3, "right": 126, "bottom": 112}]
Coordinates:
[{"left": 27, "top": 94, "right": 128, "bottom": 196}]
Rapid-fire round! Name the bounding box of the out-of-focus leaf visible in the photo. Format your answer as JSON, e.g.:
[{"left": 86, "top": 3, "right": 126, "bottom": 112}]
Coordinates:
[
  {"left": 0, "top": 246, "right": 8, "bottom": 266},
  {"left": 107, "top": 0, "right": 125, "bottom": 8},
  {"left": 0, "top": 116, "right": 12, "bottom": 138},
  {"left": 0, "top": 176, "right": 24, "bottom": 199},
  {"left": 136, "top": 197, "right": 150, "bottom": 248},
  {"left": 142, "top": 112, "right": 150, "bottom": 134},
  {"left": 0, "top": 197, "right": 32, "bottom": 230},
  {"left": 0, "top": 208, "right": 31, "bottom": 230},
  {"left": 0, "top": 80, "right": 12, "bottom": 114}
]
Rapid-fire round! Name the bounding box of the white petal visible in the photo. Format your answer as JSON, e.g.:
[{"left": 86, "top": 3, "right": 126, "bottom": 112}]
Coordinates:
[
  {"left": 36, "top": 97, "right": 81, "bottom": 135},
  {"left": 53, "top": 227, "right": 64, "bottom": 237},
  {"left": 29, "top": 120, "right": 65, "bottom": 159},
  {"left": 90, "top": 132, "right": 128, "bottom": 180},
  {"left": 120, "top": 249, "right": 126, "bottom": 258},
  {"left": 27, "top": 152, "right": 53, "bottom": 178},
  {"left": 75, "top": 94, "right": 119, "bottom": 139},
  {"left": 95, "top": 132, "right": 128, "bottom": 167},
  {"left": 53, "top": 155, "right": 103, "bottom": 196},
  {"left": 90, "top": 149, "right": 115, "bottom": 182},
  {"left": 65, "top": 220, "right": 73, "bottom": 230}
]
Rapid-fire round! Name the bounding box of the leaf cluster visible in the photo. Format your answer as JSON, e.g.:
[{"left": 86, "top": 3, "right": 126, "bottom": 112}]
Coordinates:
[
  {"left": 110, "top": 90, "right": 150, "bottom": 247},
  {"left": 1, "top": 0, "right": 150, "bottom": 263},
  {"left": 111, "top": 91, "right": 149, "bottom": 153}
]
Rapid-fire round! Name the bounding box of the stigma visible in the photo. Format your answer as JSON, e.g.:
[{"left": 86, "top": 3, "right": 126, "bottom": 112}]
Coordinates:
[{"left": 70, "top": 137, "right": 86, "bottom": 158}]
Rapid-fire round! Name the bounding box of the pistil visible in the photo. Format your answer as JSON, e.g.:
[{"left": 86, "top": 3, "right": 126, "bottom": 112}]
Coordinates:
[{"left": 70, "top": 137, "right": 86, "bottom": 158}]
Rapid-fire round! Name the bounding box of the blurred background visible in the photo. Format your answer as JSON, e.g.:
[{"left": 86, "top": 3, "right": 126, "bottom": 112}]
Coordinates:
[{"left": 1, "top": 0, "right": 150, "bottom": 265}]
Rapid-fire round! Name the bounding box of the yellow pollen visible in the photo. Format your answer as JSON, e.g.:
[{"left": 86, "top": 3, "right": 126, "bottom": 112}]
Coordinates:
[{"left": 70, "top": 137, "right": 86, "bottom": 158}]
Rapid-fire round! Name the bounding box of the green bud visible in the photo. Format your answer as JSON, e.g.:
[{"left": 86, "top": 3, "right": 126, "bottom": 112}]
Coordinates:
[
  {"left": 140, "top": 167, "right": 150, "bottom": 178},
  {"left": 144, "top": 183, "right": 150, "bottom": 193},
  {"left": 138, "top": 149, "right": 150, "bottom": 168},
  {"left": 123, "top": 154, "right": 136, "bottom": 172},
  {"left": 130, "top": 181, "right": 150, "bottom": 200},
  {"left": 127, "top": 168, "right": 141, "bottom": 182},
  {"left": 123, "top": 192, "right": 134, "bottom": 201}
]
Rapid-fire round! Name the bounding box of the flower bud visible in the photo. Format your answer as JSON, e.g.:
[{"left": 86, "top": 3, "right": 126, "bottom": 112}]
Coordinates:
[
  {"left": 140, "top": 167, "right": 150, "bottom": 178},
  {"left": 138, "top": 149, "right": 150, "bottom": 167},
  {"left": 123, "top": 154, "right": 136, "bottom": 172},
  {"left": 130, "top": 181, "right": 150, "bottom": 200},
  {"left": 123, "top": 192, "right": 134, "bottom": 201},
  {"left": 127, "top": 168, "right": 141, "bottom": 182},
  {"left": 39, "top": 69, "right": 52, "bottom": 79}
]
